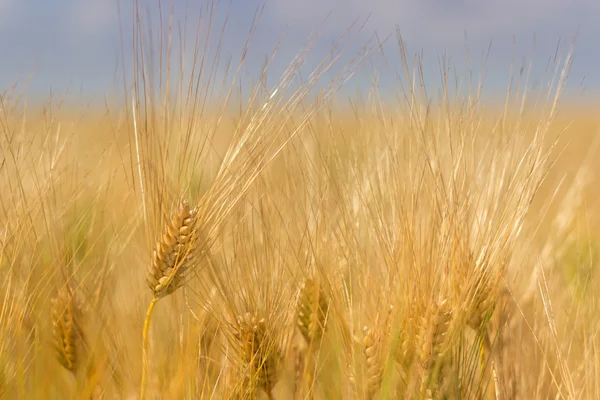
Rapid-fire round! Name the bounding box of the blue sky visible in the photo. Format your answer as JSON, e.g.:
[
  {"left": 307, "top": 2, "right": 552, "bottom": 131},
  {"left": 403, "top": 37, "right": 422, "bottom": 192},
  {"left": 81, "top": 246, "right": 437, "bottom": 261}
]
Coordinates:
[{"left": 0, "top": 0, "right": 597, "bottom": 104}]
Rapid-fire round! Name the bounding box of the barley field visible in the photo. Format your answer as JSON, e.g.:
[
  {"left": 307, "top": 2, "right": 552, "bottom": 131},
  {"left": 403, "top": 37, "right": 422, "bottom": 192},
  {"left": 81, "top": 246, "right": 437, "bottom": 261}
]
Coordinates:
[{"left": 1, "top": 2, "right": 600, "bottom": 400}]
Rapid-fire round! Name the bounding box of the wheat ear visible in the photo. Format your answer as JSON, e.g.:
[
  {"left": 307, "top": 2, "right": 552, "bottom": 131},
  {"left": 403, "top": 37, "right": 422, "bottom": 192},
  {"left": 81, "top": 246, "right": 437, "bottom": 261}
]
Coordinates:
[
  {"left": 297, "top": 277, "right": 329, "bottom": 345},
  {"left": 51, "top": 284, "right": 84, "bottom": 373},
  {"left": 417, "top": 299, "right": 452, "bottom": 397},
  {"left": 295, "top": 277, "right": 329, "bottom": 396},
  {"left": 396, "top": 316, "right": 416, "bottom": 385},
  {"left": 146, "top": 200, "right": 199, "bottom": 298},
  {"left": 363, "top": 326, "right": 383, "bottom": 400},
  {"left": 235, "top": 312, "right": 282, "bottom": 399},
  {"left": 140, "top": 200, "right": 198, "bottom": 400},
  {"left": 51, "top": 282, "right": 101, "bottom": 398}
]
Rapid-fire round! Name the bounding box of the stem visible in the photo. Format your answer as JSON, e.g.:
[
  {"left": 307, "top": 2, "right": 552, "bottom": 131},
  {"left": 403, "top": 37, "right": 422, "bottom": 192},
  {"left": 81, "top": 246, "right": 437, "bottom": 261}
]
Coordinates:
[
  {"left": 140, "top": 296, "right": 159, "bottom": 400},
  {"left": 131, "top": 91, "right": 147, "bottom": 226}
]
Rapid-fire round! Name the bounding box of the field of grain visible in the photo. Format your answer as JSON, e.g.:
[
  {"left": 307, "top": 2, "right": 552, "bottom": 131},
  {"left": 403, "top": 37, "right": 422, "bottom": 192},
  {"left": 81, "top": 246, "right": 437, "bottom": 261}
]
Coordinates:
[{"left": 1, "top": 3, "right": 600, "bottom": 400}]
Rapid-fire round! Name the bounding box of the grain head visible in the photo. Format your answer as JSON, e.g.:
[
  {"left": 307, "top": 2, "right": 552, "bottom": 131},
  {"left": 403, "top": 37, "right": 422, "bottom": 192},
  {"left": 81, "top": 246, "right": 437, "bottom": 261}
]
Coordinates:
[
  {"left": 51, "top": 283, "right": 85, "bottom": 373},
  {"left": 146, "top": 200, "right": 199, "bottom": 298},
  {"left": 296, "top": 277, "right": 330, "bottom": 345},
  {"left": 234, "top": 312, "right": 283, "bottom": 397}
]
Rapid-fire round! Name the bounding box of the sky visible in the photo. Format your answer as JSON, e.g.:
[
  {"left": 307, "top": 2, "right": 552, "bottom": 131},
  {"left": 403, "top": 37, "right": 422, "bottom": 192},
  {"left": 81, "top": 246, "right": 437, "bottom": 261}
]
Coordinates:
[{"left": 0, "top": 0, "right": 598, "bottom": 104}]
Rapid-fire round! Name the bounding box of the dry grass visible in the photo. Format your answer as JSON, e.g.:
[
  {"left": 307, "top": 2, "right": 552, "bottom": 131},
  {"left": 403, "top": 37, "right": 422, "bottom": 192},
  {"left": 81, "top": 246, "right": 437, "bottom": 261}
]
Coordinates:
[{"left": 1, "top": 2, "right": 600, "bottom": 399}]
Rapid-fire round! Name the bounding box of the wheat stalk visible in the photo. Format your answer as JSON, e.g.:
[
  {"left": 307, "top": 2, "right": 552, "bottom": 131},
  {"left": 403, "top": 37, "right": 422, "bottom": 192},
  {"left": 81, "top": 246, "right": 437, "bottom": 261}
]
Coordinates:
[
  {"left": 292, "top": 344, "right": 306, "bottom": 398},
  {"left": 140, "top": 200, "right": 199, "bottom": 400}
]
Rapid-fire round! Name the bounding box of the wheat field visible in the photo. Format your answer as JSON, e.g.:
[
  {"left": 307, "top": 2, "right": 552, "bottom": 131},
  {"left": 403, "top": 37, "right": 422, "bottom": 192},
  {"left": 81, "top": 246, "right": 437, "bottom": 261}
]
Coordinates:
[{"left": 1, "top": 3, "right": 600, "bottom": 400}]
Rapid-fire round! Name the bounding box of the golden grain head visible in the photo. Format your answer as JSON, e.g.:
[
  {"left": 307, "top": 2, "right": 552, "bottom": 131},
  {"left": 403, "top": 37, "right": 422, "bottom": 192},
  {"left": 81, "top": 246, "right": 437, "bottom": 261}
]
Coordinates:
[
  {"left": 396, "top": 316, "right": 417, "bottom": 371},
  {"left": 51, "top": 285, "right": 84, "bottom": 373},
  {"left": 146, "top": 200, "right": 199, "bottom": 298},
  {"left": 363, "top": 326, "right": 383, "bottom": 399},
  {"left": 466, "top": 287, "right": 498, "bottom": 331},
  {"left": 297, "top": 278, "right": 329, "bottom": 345},
  {"left": 460, "top": 266, "right": 503, "bottom": 332},
  {"left": 234, "top": 312, "right": 282, "bottom": 393},
  {"left": 418, "top": 299, "right": 452, "bottom": 370}
]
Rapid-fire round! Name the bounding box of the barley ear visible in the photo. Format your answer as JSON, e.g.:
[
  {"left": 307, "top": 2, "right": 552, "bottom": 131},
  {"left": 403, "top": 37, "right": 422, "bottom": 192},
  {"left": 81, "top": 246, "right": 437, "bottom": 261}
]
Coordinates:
[
  {"left": 295, "top": 277, "right": 329, "bottom": 397},
  {"left": 141, "top": 200, "right": 199, "bottom": 400},
  {"left": 51, "top": 284, "right": 84, "bottom": 373},
  {"left": 297, "top": 277, "right": 329, "bottom": 345},
  {"left": 51, "top": 282, "right": 101, "bottom": 397},
  {"left": 417, "top": 299, "right": 452, "bottom": 397},
  {"left": 363, "top": 326, "right": 383, "bottom": 400},
  {"left": 395, "top": 316, "right": 416, "bottom": 391},
  {"left": 146, "top": 200, "right": 199, "bottom": 298},
  {"left": 235, "top": 312, "right": 282, "bottom": 398}
]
